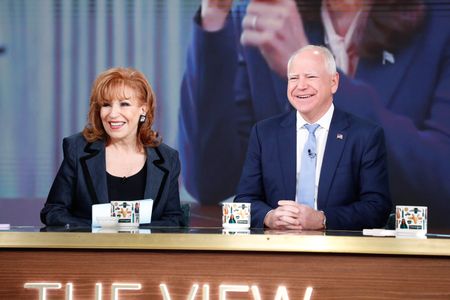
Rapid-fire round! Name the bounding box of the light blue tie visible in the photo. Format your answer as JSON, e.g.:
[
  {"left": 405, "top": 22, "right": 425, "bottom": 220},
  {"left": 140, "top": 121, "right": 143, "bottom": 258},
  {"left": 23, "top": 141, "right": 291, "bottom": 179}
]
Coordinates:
[{"left": 298, "top": 124, "right": 320, "bottom": 208}]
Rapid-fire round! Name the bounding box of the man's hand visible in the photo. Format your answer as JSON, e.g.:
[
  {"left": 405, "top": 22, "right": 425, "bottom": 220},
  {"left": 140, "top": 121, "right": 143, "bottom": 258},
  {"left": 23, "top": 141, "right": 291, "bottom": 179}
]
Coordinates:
[
  {"left": 264, "top": 200, "right": 325, "bottom": 230},
  {"left": 201, "top": 0, "right": 233, "bottom": 31},
  {"left": 240, "top": 0, "right": 309, "bottom": 77},
  {"left": 264, "top": 201, "right": 303, "bottom": 230}
]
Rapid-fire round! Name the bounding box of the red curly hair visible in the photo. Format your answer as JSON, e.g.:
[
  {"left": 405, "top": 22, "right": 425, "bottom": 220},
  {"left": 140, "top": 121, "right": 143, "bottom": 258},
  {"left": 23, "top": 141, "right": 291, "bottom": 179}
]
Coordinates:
[{"left": 82, "top": 67, "right": 160, "bottom": 148}]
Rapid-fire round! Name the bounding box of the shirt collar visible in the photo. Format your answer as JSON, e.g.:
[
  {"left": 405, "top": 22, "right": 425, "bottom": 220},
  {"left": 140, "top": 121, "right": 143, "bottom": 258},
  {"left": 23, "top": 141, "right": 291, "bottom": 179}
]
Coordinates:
[
  {"left": 321, "top": 1, "right": 362, "bottom": 74},
  {"left": 296, "top": 103, "right": 334, "bottom": 131},
  {"left": 321, "top": 1, "right": 362, "bottom": 47}
]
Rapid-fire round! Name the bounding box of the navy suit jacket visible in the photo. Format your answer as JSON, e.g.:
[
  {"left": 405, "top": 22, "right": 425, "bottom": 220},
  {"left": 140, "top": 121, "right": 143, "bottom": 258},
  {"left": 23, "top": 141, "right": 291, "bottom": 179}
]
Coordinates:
[
  {"left": 41, "top": 133, "right": 183, "bottom": 227},
  {"left": 180, "top": 3, "right": 450, "bottom": 229},
  {"left": 235, "top": 108, "right": 392, "bottom": 230}
]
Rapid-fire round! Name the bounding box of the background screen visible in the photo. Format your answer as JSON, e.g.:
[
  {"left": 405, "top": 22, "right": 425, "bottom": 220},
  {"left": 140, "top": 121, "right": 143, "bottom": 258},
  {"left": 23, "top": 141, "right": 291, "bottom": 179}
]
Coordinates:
[{"left": 1, "top": 0, "right": 449, "bottom": 230}]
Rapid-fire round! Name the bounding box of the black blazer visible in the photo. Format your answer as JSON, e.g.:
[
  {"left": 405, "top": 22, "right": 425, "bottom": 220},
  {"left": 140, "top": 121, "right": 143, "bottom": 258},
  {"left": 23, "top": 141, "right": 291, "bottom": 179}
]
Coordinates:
[{"left": 41, "top": 133, "right": 183, "bottom": 227}]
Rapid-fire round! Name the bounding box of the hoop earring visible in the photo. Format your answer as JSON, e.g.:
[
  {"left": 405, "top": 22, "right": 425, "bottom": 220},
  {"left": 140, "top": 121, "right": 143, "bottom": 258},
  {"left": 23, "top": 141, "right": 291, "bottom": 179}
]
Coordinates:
[{"left": 139, "top": 114, "right": 146, "bottom": 124}]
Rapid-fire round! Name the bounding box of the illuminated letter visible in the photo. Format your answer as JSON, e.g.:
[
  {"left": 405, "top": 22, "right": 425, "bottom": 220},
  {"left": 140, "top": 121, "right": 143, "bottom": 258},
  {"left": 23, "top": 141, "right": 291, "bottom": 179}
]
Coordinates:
[
  {"left": 24, "top": 282, "right": 62, "bottom": 300},
  {"left": 160, "top": 283, "right": 209, "bottom": 300},
  {"left": 160, "top": 284, "right": 172, "bottom": 300},
  {"left": 111, "top": 283, "right": 141, "bottom": 300},
  {"left": 95, "top": 283, "right": 103, "bottom": 300},
  {"left": 187, "top": 284, "right": 200, "bottom": 300},
  {"left": 202, "top": 284, "right": 210, "bottom": 300},
  {"left": 274, "top": 286, "right": 289, "bottom": 300},
  {"left": 303, "top": 287, "right": 313, "bottom": 300},
  {"left": 219, "top": 285, "right": 249, "bottom": 300},
  {"left": 251, "top": 285, "right": 262, "bottom": 300},
  {"left": 65, "top": 283, "right": 73, "bottom": 300}
]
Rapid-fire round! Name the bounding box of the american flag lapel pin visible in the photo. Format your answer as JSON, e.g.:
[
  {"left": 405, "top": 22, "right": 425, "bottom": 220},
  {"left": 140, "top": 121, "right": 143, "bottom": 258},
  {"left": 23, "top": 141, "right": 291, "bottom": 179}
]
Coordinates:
[
  {"left": 382, "top": 50, "right": 395, "bottom": 65},
  {"left": 336, "top": 133, "right": 344, "bottom": 140}
]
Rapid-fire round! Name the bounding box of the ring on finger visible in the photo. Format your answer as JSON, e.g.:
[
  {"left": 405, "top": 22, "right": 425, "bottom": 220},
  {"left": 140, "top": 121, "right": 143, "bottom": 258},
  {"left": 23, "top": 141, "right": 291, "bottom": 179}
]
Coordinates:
[{"left": 251, "top": 15, "right": 258, "bottom": 30}]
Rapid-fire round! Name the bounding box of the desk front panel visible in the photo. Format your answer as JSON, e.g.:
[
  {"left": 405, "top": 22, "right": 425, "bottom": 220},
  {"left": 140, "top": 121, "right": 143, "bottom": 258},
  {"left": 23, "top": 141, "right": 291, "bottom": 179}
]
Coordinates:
[{"left": 1, "top": 248, "right": 450, "bottom": 299}]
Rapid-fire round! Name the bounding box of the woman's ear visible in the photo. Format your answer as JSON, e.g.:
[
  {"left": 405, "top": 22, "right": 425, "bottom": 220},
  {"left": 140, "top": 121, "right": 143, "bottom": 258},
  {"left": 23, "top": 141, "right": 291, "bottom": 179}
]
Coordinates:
[{"left": 140, "top": 105, "right": 148, "bottom": 116}]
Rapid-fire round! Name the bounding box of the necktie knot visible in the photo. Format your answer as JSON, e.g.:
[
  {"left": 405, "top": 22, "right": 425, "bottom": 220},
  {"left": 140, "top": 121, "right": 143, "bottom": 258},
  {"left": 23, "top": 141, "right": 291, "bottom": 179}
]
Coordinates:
[{"left": 304, "top": 123, "right": 320, "bottom": 134}]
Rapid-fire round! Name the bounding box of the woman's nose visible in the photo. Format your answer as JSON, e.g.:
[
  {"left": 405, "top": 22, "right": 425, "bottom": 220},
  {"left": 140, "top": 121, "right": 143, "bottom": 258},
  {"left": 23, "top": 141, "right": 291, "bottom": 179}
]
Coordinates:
[{"left": 109, "top": 103, "right": 120, "bottom": 117}]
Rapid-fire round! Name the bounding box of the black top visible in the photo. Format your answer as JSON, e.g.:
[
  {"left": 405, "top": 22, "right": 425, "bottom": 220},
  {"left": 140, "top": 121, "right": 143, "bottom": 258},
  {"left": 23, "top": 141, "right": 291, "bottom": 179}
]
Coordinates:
[{"left": 107, "top": 161, "right": 147, "bottom": 201}]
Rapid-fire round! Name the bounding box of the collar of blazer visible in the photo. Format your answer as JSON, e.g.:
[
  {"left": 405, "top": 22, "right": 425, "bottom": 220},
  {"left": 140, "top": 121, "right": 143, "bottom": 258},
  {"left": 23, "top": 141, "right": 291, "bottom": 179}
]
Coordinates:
[
  {"left": 317, "top": 108, "right": 350, "bottom": 208},
  {"left": 80, "top": 139, "right": 168, "bottom": 206}
]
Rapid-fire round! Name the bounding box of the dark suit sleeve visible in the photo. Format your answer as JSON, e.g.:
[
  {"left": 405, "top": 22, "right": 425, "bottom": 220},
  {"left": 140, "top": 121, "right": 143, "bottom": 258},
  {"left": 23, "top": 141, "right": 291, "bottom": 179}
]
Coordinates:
[
  {"left": 336, "top": 67, "right": 450, "bottom": 204},
  {"left": 149, "top": 151, "right": 183, "bottom": 227},
  {"left": 179, "top": 7, "right": 252, "bottom": 204},
  {"left": 323, "top": 125, "right": 392, "bottom": 230},
  {"left": 235, "top": 125, "right": 274, "bottom": 228},
  {"left": 334, "top": 31, "right": 450, "bottom": 229},
  {"left": 40, "top": 138, "right": 91, "bottom": 227}
]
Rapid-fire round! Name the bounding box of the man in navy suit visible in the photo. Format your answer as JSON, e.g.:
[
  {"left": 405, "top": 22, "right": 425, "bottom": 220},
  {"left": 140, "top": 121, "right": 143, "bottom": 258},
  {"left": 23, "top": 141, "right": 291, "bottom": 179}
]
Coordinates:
[
  {"left": 180, "top": 0, "right": 450, "bottom": 230},
  {"left": 235, "top": 45, "right": 391, "bottom": 230}
]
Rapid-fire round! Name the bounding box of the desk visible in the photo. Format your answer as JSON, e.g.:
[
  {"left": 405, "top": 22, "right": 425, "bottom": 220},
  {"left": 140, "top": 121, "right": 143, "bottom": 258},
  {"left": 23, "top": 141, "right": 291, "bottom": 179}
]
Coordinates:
[{"left": 1, "top": 227, "right": 450, "bottom": 299}]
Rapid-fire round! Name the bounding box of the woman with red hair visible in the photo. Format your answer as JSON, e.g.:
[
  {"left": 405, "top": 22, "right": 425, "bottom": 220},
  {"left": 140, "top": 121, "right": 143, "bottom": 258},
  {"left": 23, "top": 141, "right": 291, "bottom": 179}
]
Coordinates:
[{"left": 41, "top": 67, "right": 183, "bottom": 227}]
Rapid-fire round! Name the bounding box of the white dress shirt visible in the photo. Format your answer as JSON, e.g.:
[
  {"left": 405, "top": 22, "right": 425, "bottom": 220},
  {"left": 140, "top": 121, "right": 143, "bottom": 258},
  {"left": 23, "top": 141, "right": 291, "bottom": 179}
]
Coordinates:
[
  {"left": 321, "top": 1, "right": 362, "bottom": 75},
  {"left": 295, "top": 104, "right": 334, "bottom": 209}
]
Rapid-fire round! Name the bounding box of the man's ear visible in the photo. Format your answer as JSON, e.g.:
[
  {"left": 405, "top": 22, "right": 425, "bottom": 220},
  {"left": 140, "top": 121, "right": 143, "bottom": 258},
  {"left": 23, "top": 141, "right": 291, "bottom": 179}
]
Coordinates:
[{"left": 331, "top": 72, "right": 339, "bottom": 94}]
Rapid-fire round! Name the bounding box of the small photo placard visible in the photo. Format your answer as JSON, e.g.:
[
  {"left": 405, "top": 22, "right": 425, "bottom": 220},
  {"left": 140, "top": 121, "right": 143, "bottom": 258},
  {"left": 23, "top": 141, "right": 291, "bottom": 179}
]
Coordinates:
[
  {"left": 92, "top": 199, "right": 153, "bottom": 228},
  {"left": 111, "top": 201, "right": 140, "bottom": 228},
  {"left": 222, "top": 203, "right": 251, "bottom": 229},
  {"left": 395, "top": 206, "right": 427, "bottom": 235}
]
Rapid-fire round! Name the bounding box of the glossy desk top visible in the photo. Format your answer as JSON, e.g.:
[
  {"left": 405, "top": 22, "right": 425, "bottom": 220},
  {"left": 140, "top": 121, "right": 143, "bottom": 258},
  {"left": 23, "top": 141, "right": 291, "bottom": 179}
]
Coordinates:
[{"left": 1, "top": 226, "right": 450, "bottom": 256}]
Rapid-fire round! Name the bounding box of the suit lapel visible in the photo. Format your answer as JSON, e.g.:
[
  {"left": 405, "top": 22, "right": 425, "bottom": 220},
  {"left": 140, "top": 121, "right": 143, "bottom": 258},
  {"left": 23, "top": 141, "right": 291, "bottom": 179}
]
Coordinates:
[
  {"left": 318, "top": 108, "right": 349, "bottom": 209},
  {"left": 356, "top": 39, "right": 420, "bottom": 107},
  {"left": 80, "top": 140, "right": 108, "bottom": 204},
  {"left": 278, "top": 111, "right": 297, "bottom": 200},
  {"left": 80, "top": 142, "right": 167, "bottom": 206},
  {"left": 144, "top": 147, "right": 168, "bottom": 205}
]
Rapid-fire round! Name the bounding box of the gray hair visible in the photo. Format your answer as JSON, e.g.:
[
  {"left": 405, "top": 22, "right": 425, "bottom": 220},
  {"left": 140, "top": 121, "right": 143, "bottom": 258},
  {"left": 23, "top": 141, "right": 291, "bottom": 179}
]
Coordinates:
[{"left": 287, "top": 45, "right": 337, "bottom": 75}]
